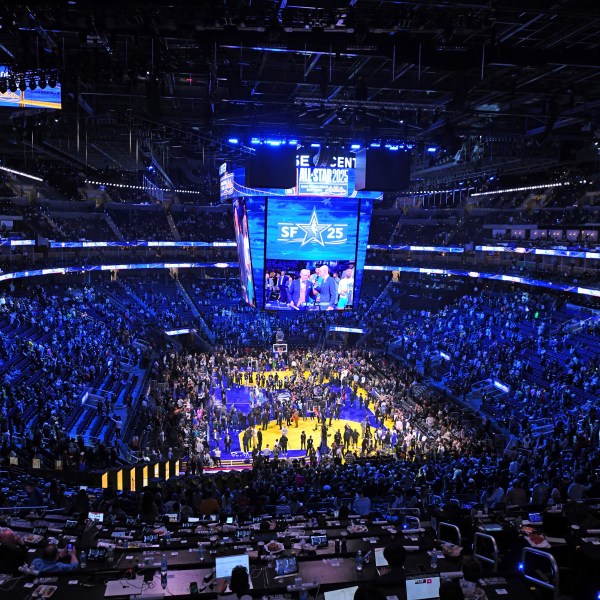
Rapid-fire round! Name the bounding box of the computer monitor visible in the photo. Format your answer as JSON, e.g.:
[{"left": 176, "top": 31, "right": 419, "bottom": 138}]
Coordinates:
[
  {"left": 88, "top": 511, "right": 104, "bottom": 523},
  {"left": 215, "top": 554, "right": 250, "bottom": 580},
  {"left": 405, "top": 573, "right": 441, "bottom": 600},
  {"left": 274, "top": 556, "right": 298, "bottom": 578},
  {"left": 311, "top": 534, "right": 328, "bottom": 548},
  {"left": 236, "top": 529, "right": 251, "bottom": 540},
  {"left": 165, "top": 514, "right": 179, "bottom": 523}
]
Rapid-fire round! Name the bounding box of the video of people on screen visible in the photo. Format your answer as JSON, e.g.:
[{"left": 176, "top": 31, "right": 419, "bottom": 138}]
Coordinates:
[
  {"left": 265, "top": 259, "right": 355, "bottom": 311},
  {"left": 233, "top": 198, "right": 256, "bottom": 307}
]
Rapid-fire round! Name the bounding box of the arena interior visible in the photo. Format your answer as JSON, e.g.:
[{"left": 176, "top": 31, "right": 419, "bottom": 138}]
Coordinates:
[{"left": 0, "top": 2, "right": 600, "bottom": 599}]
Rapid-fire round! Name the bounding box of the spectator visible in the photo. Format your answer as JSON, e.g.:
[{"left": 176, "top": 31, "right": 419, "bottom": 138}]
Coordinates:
[
  {"left": 352, "top": 489, "right": 372, "bottom": 516},
  {"left": 0, "top": 527, "right": 28, "bottom": 574},
  {"left": 31, "top": 544, "right": 79, "bottom": 573}
]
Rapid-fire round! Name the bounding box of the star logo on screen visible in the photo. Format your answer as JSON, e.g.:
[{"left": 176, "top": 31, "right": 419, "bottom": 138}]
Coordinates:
[
  {"left": 298, "top": 208, "right": 331, "bottom": 246},
  {"left": 277, "top": 207, "right": 348, "bottom": 246}
]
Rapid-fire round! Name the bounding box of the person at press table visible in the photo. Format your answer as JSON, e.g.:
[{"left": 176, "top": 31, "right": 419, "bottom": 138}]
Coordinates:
[
  {"left": 31, "top": 543, "right": 79, "bottom": 573},
  {"left": 289, "top": 269, "right": 314, "bottom": 310},
  {"left": 0, "top": 527, "right": 28, "bottom": 575},
  {"left": 377, "top": 543, "right": 407, "bottom": 588}
]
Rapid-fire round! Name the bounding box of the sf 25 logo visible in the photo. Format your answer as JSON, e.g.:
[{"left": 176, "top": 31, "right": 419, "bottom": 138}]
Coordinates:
[{"left": 277, "top": 208, "right": 348, "bottom": 247}]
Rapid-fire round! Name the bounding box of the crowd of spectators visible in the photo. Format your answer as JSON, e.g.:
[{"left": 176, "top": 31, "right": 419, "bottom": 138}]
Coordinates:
[
  {"left": 107, "top": 208, "right": 174, "bottom": 241},
  {"left": 171, "top": 208, "right": 233, "bottom": 241},
  {"left": 0, "top": 279, "right": 152, "bottom": 470}
]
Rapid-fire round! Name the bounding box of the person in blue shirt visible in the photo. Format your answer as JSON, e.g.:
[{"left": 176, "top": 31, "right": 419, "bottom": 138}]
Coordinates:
[
  {"left": 32, "top": 544, "right": 79, "bottom": 572},
  {"left": 352, "top": 489, "right": 372, "bottom": 516}
]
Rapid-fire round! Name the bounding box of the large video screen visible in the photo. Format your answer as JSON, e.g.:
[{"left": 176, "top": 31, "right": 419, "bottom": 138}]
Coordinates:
[
  {"left": 0, "top": 69, "right": 61, "bottom": 110},
  {"left": 232, "top": 197, "right": 256, "bottom": 307},
  {"left": 264, "top": 196, "right": 359, "bottom": 311}
]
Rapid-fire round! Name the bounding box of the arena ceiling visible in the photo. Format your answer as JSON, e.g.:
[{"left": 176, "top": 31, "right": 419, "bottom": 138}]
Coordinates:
[{"left": 1, "top": 0, "right": 600, "bottom": 183}]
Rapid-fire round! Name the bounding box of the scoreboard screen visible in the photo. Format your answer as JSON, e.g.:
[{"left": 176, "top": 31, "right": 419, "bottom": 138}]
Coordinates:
[
  {"left": 232, "top": 197, "right": 256, "bottom": 307},
  {"left": 264, "top": 196, "right": 359, "bottom": 310},
  {"left": 225, "top": 147, "right": 381, "bottom": 310}
]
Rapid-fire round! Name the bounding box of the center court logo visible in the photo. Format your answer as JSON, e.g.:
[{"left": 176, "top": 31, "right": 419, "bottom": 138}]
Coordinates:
[{"left": 277, "top": 208, "right": 348, "bottom": 246}]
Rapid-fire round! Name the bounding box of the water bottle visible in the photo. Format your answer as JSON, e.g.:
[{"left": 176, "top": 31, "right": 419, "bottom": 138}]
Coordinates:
[
  {"left": 107, "top": 545, "right": 115, "bottom": 564},
  {"left": 198, "top": 543, "right": 205, "bottom": 562},
  {"left": 334, "top": 539, "right": 340, "bottom": 554},
  {"left": 161, "top": 554, "right": 168, "bottom": 589},
  {"left": 430, "top": 550, "right": 438, "bottom": 570},
  {"left": 355, "top": 550, "right": 363, "bottom": 571},
  {"left": 80, "top": 550, "right": 87, "bottom": 570},
  {"left": 299, "top": 589, "right": 308, "bottom": 600}
]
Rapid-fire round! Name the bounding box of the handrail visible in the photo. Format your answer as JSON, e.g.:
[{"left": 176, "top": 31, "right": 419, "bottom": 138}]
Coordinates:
[
  {"left": 437, "top": 521, "right": 462, "bottom": 546},
  {"left": 520, "top": 547, "right": 559, "bottom": 600},
  {"left": 473, "top": 532, "right": 499, "bottom": 572}
]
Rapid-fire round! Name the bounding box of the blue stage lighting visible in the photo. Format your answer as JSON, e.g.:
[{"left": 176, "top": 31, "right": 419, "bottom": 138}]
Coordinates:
[
  {"left": 350, "top": 144, "right": 361, "bottom": 150},
  {"left": 250, "top": 138, "right": 261, "bottom": 145},
  {"left": 427, "top": 146, "right": 437, "bottom": 153},
  {"left": 370, "top": 142, "right": 381, "bottom": 148},
  {"left": 310, "top": 143, "right": 320, "bottom": 148},
  {"left": 228, "top": 138, "right": 239, "bottom": 144}
]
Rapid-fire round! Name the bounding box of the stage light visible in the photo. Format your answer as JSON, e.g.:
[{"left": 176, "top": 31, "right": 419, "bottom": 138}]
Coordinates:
[
  {"left": 310, "top": 143, "right": 320, "bottom": 148},
  {"left": 38, "top": 75, "right": 47, "bottom": 89},
  {"left": 48, "top": 75, "right": 57, "bottom": 88},
  {"left": 250, "top": 138, "right": 261, "bottom": 145},
  {"left": 18, "top": 78, "right": 26, "bottom": 92},
  {"left": 8, "top": 77, "right": 16, "bottom": 92},
  {"left": 370, "top": 142, "right": 380, "bottom": 148},
  {"left": 287, "top": 139, "right": 298, "bottom": 145},
  {"left": 29, "top": 78, "right": 37, "bottom": 90},
  {"left": 0, "top": 79, "right": 6, "bottom": 94},
  {"left": 427, "top": 146, "right": 437, "bottom": 153},
  {"left": 228, "top": 138, "right": 239, "bottom": 144},
  {"left": 350, "top": 144, "right": 361, "bottom": 150}
]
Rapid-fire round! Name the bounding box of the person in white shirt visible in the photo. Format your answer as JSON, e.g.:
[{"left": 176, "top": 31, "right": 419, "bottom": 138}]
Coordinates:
[{"left": 337, "top": 268, "right": 354, "bottom": 309}]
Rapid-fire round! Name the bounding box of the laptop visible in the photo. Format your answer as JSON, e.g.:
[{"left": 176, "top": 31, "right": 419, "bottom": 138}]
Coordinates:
[
  {"left": 165, "top": 513, "right": 179, "bottom": 523},
  {"left": 88, "top": 511, "right": 104, "bottom": 523},
  {"left": 310, "top": 534, "right": 328, "bottom": 548},
  {"left": 405, "top": 573, "right": 441, "bottom": 600},
  {"left": 236, "top": 529, "right": 252, "bottom": 541},
  {"left": 274, "top": 556, "right": 298, "bottom": 579},
  {"left": 529, "top": 512, "right": 543, "bottom": 524},
  {"left": 215, "top": 554, "right": 250, "bottom": 580},
  {"left": 215, "top": 554, "right": 252, "bottom": 592}
]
